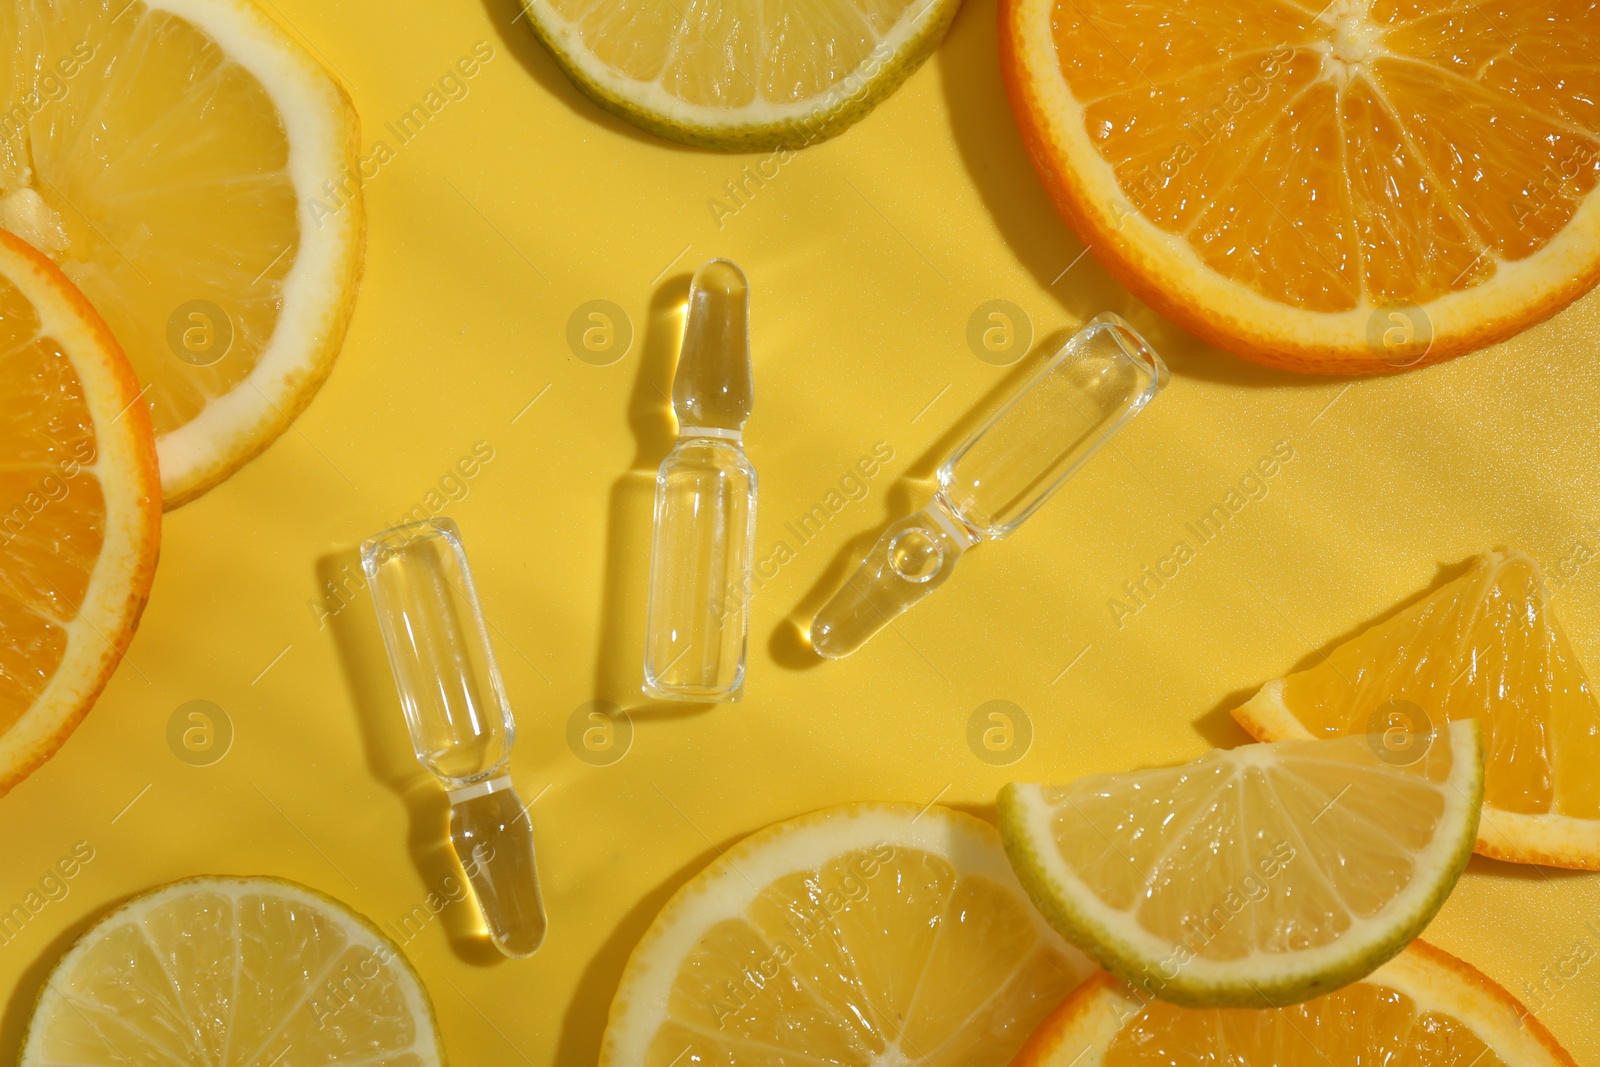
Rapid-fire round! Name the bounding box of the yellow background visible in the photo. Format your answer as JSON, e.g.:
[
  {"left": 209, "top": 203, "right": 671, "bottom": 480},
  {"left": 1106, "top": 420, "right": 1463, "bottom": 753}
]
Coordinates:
[{"left": 6, "top": 0, "right": 1600, "bottom": 1061}]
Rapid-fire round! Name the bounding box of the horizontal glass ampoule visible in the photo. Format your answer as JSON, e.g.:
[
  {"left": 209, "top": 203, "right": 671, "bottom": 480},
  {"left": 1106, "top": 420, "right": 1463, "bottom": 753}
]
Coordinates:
[
  {"left": 643, "top": 259, "right": 758, "bottom": 701},
  {"left": 361, "top": 518, "right": 546, "bottom": 958},
  {"left": 809, "top": 313, "right": 1168, "bottom": 659}
]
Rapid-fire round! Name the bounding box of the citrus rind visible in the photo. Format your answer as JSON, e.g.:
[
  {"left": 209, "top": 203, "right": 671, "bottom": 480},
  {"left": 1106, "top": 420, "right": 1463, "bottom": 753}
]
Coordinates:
[
  {"left": 518, "top": 0, "right": 962, "bottom": 151},
  {"left": 998, "top": 722, "right": 1484, "bottom": 1008},
  {"left": 19, "top": 875, "right": 445, "bottom": 1067},
  {"left": 998, "top": 0, "right": 1600, "bottom": 374},
  {"left": 137, "top": 0, "right": 364, "bottom": 508},
  {"left": 0, "top": 229, "right": 160, "bottom": 796},
  {"left": 1013, "top": 940, "right": 1577, "bottom": 1067}
]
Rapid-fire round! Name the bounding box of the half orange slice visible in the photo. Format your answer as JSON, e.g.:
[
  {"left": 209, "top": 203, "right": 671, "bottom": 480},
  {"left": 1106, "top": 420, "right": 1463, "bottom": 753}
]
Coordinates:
[
  {"left": 1001, "top": 0, "right": 1600, "bottom": 373},
  {"left": 0, "top": 229, "right": 160, "bottom": 794}
]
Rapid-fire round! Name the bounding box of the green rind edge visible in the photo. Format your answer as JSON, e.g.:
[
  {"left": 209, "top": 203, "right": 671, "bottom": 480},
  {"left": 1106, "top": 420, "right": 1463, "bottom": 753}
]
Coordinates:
[
  {"left": 997, "top": 722, "right": 1485, "bottom": 1009},
  {"left": 17, "top": 874, "right": 448, "bottom": 1066},
  {"left": 516, "top": 0, "right": 964, "bottom": 152}
]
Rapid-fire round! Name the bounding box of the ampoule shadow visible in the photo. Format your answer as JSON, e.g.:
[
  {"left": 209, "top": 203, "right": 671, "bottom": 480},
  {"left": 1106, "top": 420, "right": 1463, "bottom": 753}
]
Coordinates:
[
  {"left": 590, "top": 273, "right": 716, "bottom": 721},
  {"left": 318, "top": 547, "right": 503, "bottom": 967}
]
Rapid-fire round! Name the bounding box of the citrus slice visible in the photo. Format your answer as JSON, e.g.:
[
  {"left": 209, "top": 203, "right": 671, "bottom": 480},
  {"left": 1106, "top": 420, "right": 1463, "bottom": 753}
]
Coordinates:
[
  {"left": 999, "top": 0, "right": 1600, "bottom": 373},
  {"left": 600, "top": 802, "right": 1094, "bottom": 1066},
  {"left": 20, "top": 876, "right": 443, "bottom": 1067},
  {"left": 0, "top": 228, "right": 159, "bottom": 796},
  {"left": 520, "top": 0, "right": 962, "bottom": 150},
  {"left": 1015, "top": 940, "right": 1576, "bottom": 1067},
  {"left": 4, "top": 0, "right": 364, "bottom": 507},
  {"left": 998, "top": 723, "right": 1483, "bottom": 1008},
  {"left": 1234, "top": 549, "right": 1600, "bottom": 871}
]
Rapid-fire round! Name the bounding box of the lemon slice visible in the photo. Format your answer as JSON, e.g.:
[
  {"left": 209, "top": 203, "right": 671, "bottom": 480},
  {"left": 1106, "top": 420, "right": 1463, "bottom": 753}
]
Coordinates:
[
  {"left": 1235, "top": 549, "right": 1600, "bottom": 870},
  {"left": 600, "top": 802, "right": 1094, "bottom": 1066},
  {"left": 999, "top": 724, "right": 1484, "bottom": 1008},
  {"left": 1017, "top": 941, "right": 1577, "bottom": 1067},
  {"left": 6, "top": 0, "right": 363, "bottom": 507},
  {"left": 20, "top": 876, "right": 442, "bottom": 1067},
  {"left": 520, "top": 0, "right": 962, "bottom": 149}
]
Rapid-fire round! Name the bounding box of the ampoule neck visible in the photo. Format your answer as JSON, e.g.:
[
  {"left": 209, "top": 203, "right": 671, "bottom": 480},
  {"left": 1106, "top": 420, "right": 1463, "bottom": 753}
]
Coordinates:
[
  {"left": 673, "top": 259, "right": 752, "bottom": 433},
  {"left": 926, "top": 494, "right": 984, "bottom": 547}
]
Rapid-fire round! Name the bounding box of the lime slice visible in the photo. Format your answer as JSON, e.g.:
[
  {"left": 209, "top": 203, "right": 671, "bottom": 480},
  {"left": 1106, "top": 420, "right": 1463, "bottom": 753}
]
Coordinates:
[
  {"left": 20, "top": 876, "right": 443, "bottom": 1067},
  {"left": 999, "top": 723, "right": 1484, "bottom": 1007},
  {"left": 519, "top": 0, "right": 962, "bottom": 150}
]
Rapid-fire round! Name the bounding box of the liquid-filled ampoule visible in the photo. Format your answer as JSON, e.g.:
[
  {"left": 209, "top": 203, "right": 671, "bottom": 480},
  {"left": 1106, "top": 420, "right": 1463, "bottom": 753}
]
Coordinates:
[
  {"left": 809, "top": 313, "right": 1169, "bottom": 658},
  {"left": 643, "top": 259, "right": 758, "bottom": 701},
  {"left": 362, "top": 518, "right": 547, "bottom": 957}
]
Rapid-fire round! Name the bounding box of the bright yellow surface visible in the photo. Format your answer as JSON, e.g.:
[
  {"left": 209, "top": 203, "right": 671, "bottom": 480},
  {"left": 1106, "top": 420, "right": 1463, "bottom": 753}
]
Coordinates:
[{"left": 0, "top": 0, "right": 1597, "bottom": 1064}]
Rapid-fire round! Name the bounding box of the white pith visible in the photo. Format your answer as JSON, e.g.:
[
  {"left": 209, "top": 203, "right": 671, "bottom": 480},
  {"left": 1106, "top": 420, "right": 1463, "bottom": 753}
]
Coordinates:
[
  {"left": 19, "top": 877, "right": 443, "bottom": 1067},
  {"left": 521, "top": 0, "right": 948, "bottom": 131},
  {"left": 106, "top": 0, "right": 360, "bottom": 504},
  {"left": 1007, "top": 722, "right": 1482, "bottom": 996},
  {"left": 1008, "top": 0, "right": 1600, "bottom": 359},
  {"left": 0, "top": 239, "right": 156, "bottom": 790},
  {"left": 1024, "top": 945, "right": 1573, "bottom": 1067},
  {"left": 600, "top": 803, "right": 1087, "bottom": 1067}
]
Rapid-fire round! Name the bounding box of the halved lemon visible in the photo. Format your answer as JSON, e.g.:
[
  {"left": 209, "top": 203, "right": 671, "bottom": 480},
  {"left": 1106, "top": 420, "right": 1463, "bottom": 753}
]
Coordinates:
[
  {"left": 20, "top": 876, "right": 443, "bottom": 1067},
  {"left": 999, "top": 724, "right": 1483, "bottom": 1007},
  {"left": 600, "top": 802, "right": 1094, "bottom": 1066},
  {"left": 0, "top": 228, "right": 159, "bottom": 796},
  {"left": 1235, "top": 549, "right": 1600, "bottom": 871},
  {"left": 5, "top": 0, "right": 364, "bottom": 506},
  {"left": 520, "top": 0, "right": 962, "bottom": 150},
  {"left": 1015, "top": 940, "right": 1576, "bottom": 1067},
  {"left": 1000, "top": 0, "right": 1600, "bottom": 373}
]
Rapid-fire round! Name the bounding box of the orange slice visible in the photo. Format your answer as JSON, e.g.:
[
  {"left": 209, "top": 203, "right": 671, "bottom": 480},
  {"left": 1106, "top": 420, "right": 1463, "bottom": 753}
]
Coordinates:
[
  {"left": 0, "top": 228, "right": 159, "bottom": 795},
  {"left": 999, "top": 0, "right": 1600, "bottom": 373},
  {"left": 1015, "top": 940, "right": 1576, "bottom": 1067},
  {"left": 1233, "top": 550, "right": 1600, "bottom": 870}
]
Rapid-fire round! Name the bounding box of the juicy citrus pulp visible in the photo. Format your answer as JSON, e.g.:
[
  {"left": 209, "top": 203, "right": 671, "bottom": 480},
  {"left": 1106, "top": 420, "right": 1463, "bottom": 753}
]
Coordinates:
[
  {"left": 3, "top": 0, "right": 363, "bottom": 506},
  {"left": 599, "top": 802, "right": 1094, "bottom": 1066},
  {"left": 999, "top": 724, "right": 1483, "bottom": 1007},
  {"left": 20, "top": 876, "right": 443, "bottom": 1067},
  {"left": 1014, "top": 940, "right": 1577, "bottom": 1067},
  {"left": 1000, "top": 0, "right": 1600, "bottom": 372},
  {"left": 1234, "top": 549, "right": 1600, "bottom": 870},
  {"left": 0, "top": 228, "right": 158, "bottom": 795},
  {"left": 519, "top": 0, "right": 963, "bottom": 149}
]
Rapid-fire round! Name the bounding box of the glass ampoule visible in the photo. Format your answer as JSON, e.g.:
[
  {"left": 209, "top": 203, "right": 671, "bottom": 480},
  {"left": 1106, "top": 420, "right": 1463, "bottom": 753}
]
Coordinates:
[
  {"left": 809, "top": 313, "right": 1169, "bottom": 658},
  {"left": 362, "top": 518, "right": 547, "bottom": 957},
  {"left": 643, "top": 259, "right": 758, "bottom": 701}
]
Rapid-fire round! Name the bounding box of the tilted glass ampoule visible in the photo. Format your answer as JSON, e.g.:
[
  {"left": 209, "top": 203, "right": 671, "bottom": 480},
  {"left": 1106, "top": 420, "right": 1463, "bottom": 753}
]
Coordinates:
[
  {"left": 643, "top": 259, "right": 758, "bottom": 701},
  {"left": 810, "top": 313, "right": 1169, "bottom": 658},
  {"left": 361, "top": 518, "right": 546, "bottom": 957}
]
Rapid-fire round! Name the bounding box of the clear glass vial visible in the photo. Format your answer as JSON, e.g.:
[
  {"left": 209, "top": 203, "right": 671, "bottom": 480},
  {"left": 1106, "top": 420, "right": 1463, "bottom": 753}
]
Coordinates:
[
  {"left": 809, "top": 313, "right": 1169, "bottom": 658},
  {"left": 361, "top": 518, "right": 547, "bottom": 957},
  {"left": 643, "top": 259, "right": 758, "bottom": 701}
]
